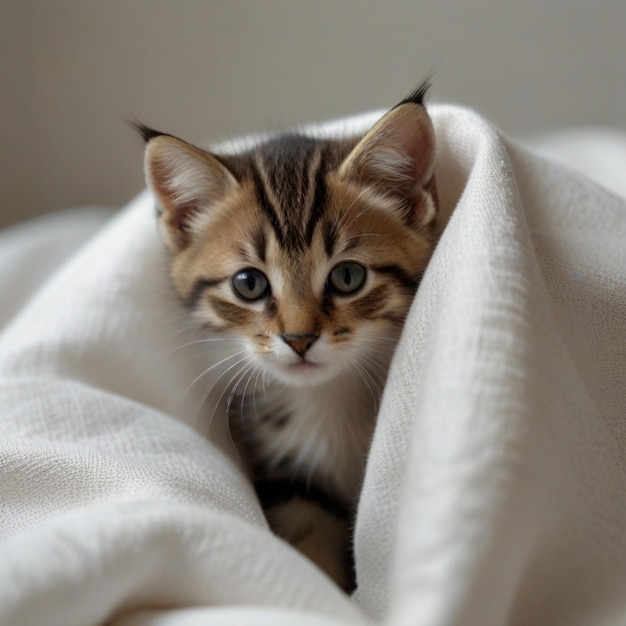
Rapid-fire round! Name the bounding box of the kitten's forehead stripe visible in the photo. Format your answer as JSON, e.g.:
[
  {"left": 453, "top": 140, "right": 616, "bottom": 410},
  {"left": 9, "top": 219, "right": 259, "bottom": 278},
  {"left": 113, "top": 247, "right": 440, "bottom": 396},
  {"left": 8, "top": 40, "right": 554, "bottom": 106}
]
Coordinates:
[
  {"left": 261, "top": 137, "right": 317, "bottom": 252},
  {"left": 240, "top": 135, "right": 352, "bottom": 254},
  {"left": 252, "top": 228, "right": 267, "bottom": 263},
  {"left": 304, "top": 150, "right": 328, "bottom": 248},
  {"left": 323, "top": 219, "right": 338, "bottom": 257},
  {"left": 250, "top": 164, "right": 286, "bottom": 247}
]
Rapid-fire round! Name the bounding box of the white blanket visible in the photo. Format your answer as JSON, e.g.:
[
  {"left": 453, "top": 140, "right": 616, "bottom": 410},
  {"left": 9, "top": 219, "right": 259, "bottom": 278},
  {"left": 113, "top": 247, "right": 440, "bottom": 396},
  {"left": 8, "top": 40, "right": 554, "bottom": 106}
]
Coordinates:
[{"left": 1, "top": 106, "right": 625, "bottom": 626}]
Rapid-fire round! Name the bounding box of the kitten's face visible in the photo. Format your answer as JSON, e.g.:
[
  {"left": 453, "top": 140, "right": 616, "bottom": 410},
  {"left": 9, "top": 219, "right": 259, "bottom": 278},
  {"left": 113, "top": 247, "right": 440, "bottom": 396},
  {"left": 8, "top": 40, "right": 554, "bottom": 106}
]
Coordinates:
[
  {"left": 170, "top": 172, "right": 435, "bottom": 387},
  {"left": 140, "top": 91, "right": 439, "bottom": 387}
]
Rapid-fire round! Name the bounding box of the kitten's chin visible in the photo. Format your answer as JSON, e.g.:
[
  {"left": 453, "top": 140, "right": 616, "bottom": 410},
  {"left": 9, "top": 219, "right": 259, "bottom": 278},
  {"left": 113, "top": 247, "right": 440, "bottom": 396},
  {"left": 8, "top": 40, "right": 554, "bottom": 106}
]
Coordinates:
[{"left": 271, "top": 360, "right": 338, "bottom": 388}]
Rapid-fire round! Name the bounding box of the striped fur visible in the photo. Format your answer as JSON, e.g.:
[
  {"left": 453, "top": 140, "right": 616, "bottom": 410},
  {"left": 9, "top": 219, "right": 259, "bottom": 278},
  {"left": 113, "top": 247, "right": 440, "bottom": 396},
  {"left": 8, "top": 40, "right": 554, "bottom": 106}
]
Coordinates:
[{"left": 140, "top": 81, "right": 440, "bottom": 591}]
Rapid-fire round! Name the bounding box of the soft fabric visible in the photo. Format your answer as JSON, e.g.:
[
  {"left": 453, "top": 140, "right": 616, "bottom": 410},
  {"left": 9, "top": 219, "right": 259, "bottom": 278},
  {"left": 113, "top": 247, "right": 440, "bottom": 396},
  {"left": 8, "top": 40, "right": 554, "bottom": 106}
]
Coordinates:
[{"left": 1, "top": 106, "right": 625, "bottom": 626}]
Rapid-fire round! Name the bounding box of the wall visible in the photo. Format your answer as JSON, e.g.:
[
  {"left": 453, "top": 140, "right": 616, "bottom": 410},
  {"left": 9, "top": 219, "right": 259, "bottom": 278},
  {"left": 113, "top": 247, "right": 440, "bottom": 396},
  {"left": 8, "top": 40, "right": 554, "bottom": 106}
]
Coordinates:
[{"left": 2, "top": 1, "right": 625, "bottom": 228}]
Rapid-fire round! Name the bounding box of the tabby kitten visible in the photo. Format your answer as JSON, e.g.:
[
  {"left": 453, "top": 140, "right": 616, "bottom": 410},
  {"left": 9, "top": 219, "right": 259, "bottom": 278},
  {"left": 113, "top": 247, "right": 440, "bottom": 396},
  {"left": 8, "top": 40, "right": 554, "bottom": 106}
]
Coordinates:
[{"left": 138, "top": 81, "right": 439, "bottom": 591}]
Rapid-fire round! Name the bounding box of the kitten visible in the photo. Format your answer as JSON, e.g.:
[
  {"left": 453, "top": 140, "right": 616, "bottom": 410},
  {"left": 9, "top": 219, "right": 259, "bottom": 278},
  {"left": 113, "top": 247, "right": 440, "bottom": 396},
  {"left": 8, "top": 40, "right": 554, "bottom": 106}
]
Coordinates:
[{"left": 137, "top": 80, "right": 439, "bottom": 591}]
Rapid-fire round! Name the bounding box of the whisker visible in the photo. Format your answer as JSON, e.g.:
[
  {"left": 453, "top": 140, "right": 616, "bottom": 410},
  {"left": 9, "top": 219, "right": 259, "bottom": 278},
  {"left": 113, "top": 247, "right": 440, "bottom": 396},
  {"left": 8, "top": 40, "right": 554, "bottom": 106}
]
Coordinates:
[
  {"left": 191, "top": 355, "right": 249, "bottom": 429},
  {"left": 351, "top": 359, "right": 380, "bottom": 407},
  {"left": 204, "top": 359, "right": 258, "bottom": 458},
  {"left": 236, "top": 364, "right": 263, "bottom": 429},
  {"left": 226, "top": 361, "right": 256, "bottom": 426},
  {"left": 183, "top": 350, "right": 247, "bottom": 397},
  {"left": 250, "top": 366, "right": 266, "bottom": 423},
  {"left": 357, "top": 354, "right": 391, "bottom": 389},
  {"left": 168, "top": 336, "right": 235, "bottom": 355}
]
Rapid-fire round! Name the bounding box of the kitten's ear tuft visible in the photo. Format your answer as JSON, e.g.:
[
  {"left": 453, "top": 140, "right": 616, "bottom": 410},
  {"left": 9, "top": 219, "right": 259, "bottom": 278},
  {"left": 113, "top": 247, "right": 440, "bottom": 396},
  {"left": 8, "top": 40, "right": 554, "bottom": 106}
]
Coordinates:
[
  {"left": 131, "top": 121, "right": 170, "bottom": 144},
  {"left": 339, "top": 85, "right": 438, "bottom": 229},
  {"left": 142, "top": 134, "right": 239, "bottom": 251},
  {"left": 395, "top": 75, "right": 433, "bottom": 108}
]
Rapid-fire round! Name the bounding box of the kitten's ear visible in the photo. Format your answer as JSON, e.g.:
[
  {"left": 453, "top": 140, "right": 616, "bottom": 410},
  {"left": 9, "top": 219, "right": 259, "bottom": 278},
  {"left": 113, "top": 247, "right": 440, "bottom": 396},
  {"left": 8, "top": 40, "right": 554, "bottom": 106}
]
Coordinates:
[
  {"left": 338, "top": 85, "right": 437, "bottom": 228},
  {"left": 137, "top": 125, "right": 238, "bottom": 251}
]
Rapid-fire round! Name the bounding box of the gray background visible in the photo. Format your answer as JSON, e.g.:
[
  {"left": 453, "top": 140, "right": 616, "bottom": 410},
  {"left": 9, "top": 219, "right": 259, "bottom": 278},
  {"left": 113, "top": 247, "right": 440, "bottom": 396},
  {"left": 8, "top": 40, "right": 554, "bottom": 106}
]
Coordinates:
[{"left": 2, "top": 1, "right": 625, "bottom": 229}]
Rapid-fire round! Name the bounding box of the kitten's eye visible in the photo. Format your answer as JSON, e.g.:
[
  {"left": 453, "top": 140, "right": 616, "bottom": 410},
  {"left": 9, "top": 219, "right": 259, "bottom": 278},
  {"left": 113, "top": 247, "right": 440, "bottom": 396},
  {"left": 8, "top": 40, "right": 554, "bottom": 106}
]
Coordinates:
[
  {"left": 232, "top": 269, "right": 270, "bottom": 301},
  {"left": 328, "top": 262, "right": 366, "bottom": 295}
]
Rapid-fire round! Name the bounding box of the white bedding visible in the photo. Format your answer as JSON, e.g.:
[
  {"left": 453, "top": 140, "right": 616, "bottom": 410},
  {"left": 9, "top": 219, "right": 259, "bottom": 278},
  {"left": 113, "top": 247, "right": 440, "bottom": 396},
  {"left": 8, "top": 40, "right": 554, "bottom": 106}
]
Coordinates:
[{"left": 1, "top": 106, "right": 625, "bottom": 626}]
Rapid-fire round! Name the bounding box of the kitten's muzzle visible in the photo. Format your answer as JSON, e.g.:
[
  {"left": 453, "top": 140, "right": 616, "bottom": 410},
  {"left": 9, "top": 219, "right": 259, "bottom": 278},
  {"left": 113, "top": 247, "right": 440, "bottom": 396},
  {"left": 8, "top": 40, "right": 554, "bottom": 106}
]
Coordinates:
[{"left": 281, "top": 332, "right": 319, "bottom": 357}]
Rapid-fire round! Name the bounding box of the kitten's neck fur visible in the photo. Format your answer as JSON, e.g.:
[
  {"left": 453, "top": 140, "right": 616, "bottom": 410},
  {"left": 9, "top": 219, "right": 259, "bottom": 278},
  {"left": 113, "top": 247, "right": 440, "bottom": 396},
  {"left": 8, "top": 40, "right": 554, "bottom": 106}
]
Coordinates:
[{"left": 253, "top": 363, "right": 388, "bottom": 500}]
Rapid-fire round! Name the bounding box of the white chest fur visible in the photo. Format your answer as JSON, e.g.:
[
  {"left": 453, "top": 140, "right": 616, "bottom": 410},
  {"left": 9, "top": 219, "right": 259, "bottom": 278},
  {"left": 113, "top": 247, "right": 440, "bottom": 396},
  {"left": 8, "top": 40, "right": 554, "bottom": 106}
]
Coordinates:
[{"left": 250, "top": 373, "right": 380, "bottom": 502}]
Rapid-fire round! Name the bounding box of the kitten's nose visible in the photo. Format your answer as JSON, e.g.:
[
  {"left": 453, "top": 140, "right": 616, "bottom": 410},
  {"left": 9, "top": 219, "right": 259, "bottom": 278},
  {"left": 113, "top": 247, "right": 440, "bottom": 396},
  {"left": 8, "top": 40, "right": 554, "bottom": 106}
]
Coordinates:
[{"left": 281, "top": 332, "right": 319, "bottom": 357}]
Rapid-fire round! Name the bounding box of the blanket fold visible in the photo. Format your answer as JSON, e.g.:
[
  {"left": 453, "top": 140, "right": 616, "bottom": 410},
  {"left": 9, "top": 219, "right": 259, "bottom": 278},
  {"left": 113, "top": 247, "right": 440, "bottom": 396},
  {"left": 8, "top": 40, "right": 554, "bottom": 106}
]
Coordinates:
[{"left": 1, "top": 106, "right": 625, "bottom": 626}]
